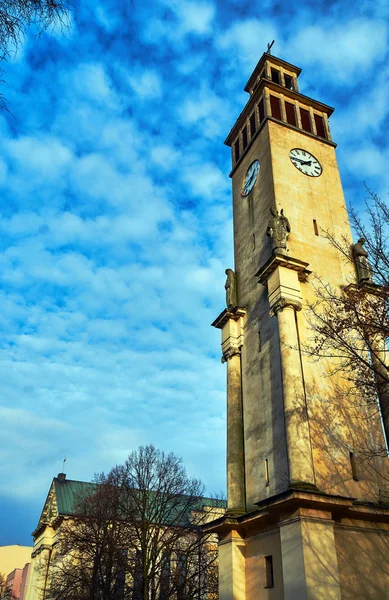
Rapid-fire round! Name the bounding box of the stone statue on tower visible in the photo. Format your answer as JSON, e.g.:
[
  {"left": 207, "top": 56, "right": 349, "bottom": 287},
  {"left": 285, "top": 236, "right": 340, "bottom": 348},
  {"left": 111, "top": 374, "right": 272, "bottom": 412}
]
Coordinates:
[
  {"left": 266, "top": 207, "right": 291, "bottom": 254},
  {"left": 225, "top": 269, "right": 238, "bottom": 308},
  {"left": 353, "top": 237, "right": 373, "bottom": 283}
]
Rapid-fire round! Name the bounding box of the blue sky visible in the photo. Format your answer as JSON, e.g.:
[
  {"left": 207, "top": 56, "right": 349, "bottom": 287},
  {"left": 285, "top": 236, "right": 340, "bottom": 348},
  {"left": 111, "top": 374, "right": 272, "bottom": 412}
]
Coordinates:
[{"left": 0, "top": 0, "right": 388, "bottom": 546}]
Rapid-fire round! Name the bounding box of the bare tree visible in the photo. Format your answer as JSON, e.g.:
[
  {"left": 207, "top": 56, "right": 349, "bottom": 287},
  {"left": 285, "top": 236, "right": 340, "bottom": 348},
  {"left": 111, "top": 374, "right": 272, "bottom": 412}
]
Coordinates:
[
  {"left": 0, "top": 572, "right": 12, "bottom": 600},
  {"left": 306, "top": 188, "right": 389, "bottom": 455},
  {"left": 0, "top": 0, "right": 72, "bottom": 109},
  {"left": 46, "top": 476, "right": 132, "bottom": 600},
  {"left": 45, "top": 446, "right": 222, "bottom": 600}
]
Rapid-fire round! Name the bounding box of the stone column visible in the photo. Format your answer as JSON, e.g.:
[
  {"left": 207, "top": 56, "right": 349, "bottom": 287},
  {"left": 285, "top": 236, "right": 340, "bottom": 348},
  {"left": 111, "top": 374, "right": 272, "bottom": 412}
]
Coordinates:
[
  {"left": 323, "top": 113, "right": 331, "bottom": 141},
  {"left": 263, "top": 259, "right": 316, "bottom": 489},
  {"left": 295, "top": 101, "right": 302, "bottom": 129},
  {"left": 309, "top": 106, "right": 316, "bottom": 135},
  {"left": 280, "top": 94, "right": 287, "bottom": 122},
  {"left": 224, "top": 349, "right": 246, "bottom": 515},
  {"left": 264, "top": 87, "right": 271, "bottom": 117},
  {"left": 369, "top": 334, "right": 389, "bottom": 446},
  {"left": 213, "top": 307, "right": 246, "bottom": 516}
]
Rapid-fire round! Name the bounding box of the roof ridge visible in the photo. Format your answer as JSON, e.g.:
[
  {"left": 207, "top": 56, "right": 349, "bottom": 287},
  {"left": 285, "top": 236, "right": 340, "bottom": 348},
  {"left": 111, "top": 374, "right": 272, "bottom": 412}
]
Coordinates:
[{"left": 53, "top": 477, "right": 225, "bottom": 502}]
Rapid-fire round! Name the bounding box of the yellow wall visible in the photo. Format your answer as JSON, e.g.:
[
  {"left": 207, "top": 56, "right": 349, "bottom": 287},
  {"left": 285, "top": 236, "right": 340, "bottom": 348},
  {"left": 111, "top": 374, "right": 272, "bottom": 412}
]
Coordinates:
[
  {"left": 335, "top": 524, "right": 389, "bottom": 600},
  {"left": 24, "top": 526, "right": 59, "bottom": 600},
  {"left": 245, "top": 529, "right": 284, "bottom": 599},
  {"left": 0, "top": 545, "right": 32, "bottom": 577}
]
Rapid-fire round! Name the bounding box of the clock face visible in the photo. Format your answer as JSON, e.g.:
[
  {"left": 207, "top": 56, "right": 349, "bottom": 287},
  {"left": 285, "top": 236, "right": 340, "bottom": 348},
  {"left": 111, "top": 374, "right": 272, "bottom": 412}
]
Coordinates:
[
  {"left": 241, "top": 160, "right": 260, "bottom": 197},
  {"left": 289, "top": 148, "right": 322, "bottom": 177}
]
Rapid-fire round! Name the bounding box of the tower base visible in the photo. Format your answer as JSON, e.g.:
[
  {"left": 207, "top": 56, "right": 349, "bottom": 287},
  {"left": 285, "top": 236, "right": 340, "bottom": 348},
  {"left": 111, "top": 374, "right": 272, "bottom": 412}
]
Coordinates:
[{"left": 205, "top": 489, "right": 389, "bottom": 600}]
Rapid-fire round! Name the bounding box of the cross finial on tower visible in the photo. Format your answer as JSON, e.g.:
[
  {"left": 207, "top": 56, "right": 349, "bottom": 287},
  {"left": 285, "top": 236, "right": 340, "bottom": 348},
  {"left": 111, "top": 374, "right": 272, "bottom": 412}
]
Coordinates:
[{"left": 267, "top": 40, "right": 275, "bottom": 54}]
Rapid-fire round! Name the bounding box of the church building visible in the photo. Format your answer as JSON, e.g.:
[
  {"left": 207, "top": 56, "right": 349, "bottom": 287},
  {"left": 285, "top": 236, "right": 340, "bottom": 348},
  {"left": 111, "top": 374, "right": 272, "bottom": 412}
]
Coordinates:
[
  {"left": 207, "top": 52, "right": 389, "bottom": 599},
  {"left": 24, "top": 473, "right": 225, "bottom": 600}
]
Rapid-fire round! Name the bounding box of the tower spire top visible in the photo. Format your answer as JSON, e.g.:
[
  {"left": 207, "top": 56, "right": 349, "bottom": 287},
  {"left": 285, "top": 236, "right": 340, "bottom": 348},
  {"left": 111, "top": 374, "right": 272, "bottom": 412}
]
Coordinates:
[{"left": 267, "top": 40, "right": 275, "bottom": 54}]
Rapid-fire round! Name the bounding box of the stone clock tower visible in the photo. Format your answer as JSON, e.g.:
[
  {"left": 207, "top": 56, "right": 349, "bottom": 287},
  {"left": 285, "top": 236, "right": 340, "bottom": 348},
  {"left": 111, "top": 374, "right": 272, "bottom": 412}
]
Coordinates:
[{"left": 207, "top": 53, "right": 389, "bottom": 599}]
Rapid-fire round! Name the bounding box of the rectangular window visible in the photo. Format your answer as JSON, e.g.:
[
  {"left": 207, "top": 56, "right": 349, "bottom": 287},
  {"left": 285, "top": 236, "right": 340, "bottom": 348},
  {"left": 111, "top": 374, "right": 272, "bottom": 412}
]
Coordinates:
[
  {"left": 133, "top": 550, "right": 143, "bottom": 600},
  {"left": 258, "top": 331, "right": 261, "bottom": 352},
  {"left": 176, "top": 554, "right": 187, "bottom": 600},
  {"left": 313, "top": 219, "right": 319, "bottom": 236},
  {"left": 242, "top": 125, "right": 248, "bottom": 150},
  {"left": 114, "top": 549, "right": 127, "bottom": 600},
  {"left": 159, "top": 552, "right": 170, "bottom": 600},
  {"left": 252, "top": 233, "right": 255, "bottom": 251},
  {"left": 285, "top": 101, "right": 297, "bottom": 126},
  {"left": 265, "top": 556, "right": 274, "bottom": 588},
  {"left": 300, "top": 107, "right": 312, "bottom": 133},
  {"left": 234, "top": 139, "right": 240, "bottom": 163},
  {"left": 265, "top": 458, "right": 269, "bottom": 485},
  {"left": 284, "top": 74, "right": 293, "bottom": 90},
  {"left": 271, "top": 68, "right": 280, "bottom": 84},
  {"left": 350, "top": 452, "right": 358, "bottom": 481},
  {"left": 250, "top": 112, "right": 256, "bottom": 137},
  {"left": 314, "top": 114, "right": 326, "bottom": 138},
  {"left": 258, "top": 98, "right": 265, "bottom": 124},
  {"left": 270, "top": 95, "right": 282, "bottom": 120}
]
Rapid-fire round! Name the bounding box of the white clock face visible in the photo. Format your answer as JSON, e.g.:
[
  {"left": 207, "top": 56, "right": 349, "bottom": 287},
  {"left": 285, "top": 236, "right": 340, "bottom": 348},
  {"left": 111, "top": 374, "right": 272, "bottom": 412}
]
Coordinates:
[
  {"left": 289, "top": 148, "right": 322, "bottom": 177},
  {"left": 241, "top": 160, "right": 260, "bottom": 197}
]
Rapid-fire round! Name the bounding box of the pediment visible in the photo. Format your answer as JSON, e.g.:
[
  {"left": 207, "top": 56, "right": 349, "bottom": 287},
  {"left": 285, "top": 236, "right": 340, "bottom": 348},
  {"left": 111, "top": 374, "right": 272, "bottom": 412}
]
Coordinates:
[{"left": 35, "top": 481, "right": 59, "bottom": 533}]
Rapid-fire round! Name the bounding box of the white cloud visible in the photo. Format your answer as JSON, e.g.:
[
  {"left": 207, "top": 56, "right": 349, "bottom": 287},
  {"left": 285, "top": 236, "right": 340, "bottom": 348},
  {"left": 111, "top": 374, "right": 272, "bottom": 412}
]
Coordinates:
[
  {"left": 182, "top": 88, "right": 220, "bottom": 123},
  {"left": 216, "top": 18, "right": 279, "bottom": 66},
  {"left": 179, "top": 85, "right": 234, "bottom": 139},
  {"left": 127, "top": 69, "right": 163, "bottom": 98},
  {"left": 346, "top": 144, "right": 387, "bottom": 177},
  {"left": 179, "top": 160, "right": 228, "bottom": 199},
  {"left": 142, "top": 0, "right": 215, "bottom": 44},
  {"left": 150, "top": 145, "right": 181, "bottom": 170},
  {"left": 175, "top": 1, "right": 215, "bottom": 35},
  {"left": 333, "top": 68, "right": 389, "bottom": 141},
  {"left": 73, "top": 63, "right": 118, "bottom": 107},
  {"left": 288, "top": 19, "right": 388, "bottom": 81},
  {"left": 94, "top": 5, "right": 120, "bottom": 32},
  {"left": 5, "top": 136, "right": 73, "bottom": 181}
]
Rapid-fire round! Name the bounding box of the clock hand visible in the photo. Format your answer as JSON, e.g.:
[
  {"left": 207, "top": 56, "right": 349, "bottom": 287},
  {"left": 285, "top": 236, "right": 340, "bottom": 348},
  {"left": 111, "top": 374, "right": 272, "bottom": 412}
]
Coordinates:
[
  {"left": 292, "top": 157, "right": 311, "bottom": 166},
  {"left": 245, "top": 173, "right": 255, "bottom": 187}
]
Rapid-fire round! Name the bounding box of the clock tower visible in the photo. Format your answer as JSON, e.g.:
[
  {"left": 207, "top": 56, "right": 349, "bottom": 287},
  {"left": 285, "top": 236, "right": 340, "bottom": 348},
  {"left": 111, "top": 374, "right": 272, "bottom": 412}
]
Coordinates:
[{"left": 207, "top": 53, "right": 389, "bottom": 599}]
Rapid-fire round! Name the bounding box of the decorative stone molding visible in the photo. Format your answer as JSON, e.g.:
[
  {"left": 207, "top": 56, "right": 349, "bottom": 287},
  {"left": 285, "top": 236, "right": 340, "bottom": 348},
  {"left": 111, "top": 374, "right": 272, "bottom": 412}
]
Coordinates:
[
  {"left": 256, "top": 254, "right": 308, "bottom": 318},
  {"left": 256, "top": 253, "right": 311, "bottom": 285},
  {"left": 212, "top": 306, "right": 247, "bottom": 329},
  {"left": 268, "top": 267, "right": 303, "bottom": 317},
  {"left": 32, "top": 544, "right": 52, "bottom": 558},
  {"left": 344, "top": 282, "right": 389, "bottom": 299},
  {"left": 212, "top": 306, "right": 247, "bottom": 363},
  {"left": 271, "top": 296, "right": 302, "bottom": 316},
  {"left": 221, "top": 346, "right": 242, "bottom": 364}
]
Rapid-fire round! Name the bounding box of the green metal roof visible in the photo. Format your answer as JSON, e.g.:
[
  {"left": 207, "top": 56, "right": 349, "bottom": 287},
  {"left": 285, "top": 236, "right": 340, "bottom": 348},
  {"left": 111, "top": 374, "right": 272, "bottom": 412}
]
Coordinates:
[
  {"left": 54, "top": 478, "right": 97, "bottom": 516},
  {"left": 53, "top": 477, "right": 226, "bottom": 520}
]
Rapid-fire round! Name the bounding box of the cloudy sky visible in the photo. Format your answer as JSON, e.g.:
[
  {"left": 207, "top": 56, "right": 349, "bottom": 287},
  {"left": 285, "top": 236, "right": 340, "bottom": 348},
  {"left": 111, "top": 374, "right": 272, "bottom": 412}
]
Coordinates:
[{"left": 0, "top": 0, "right": 388, "bottom": 546}]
